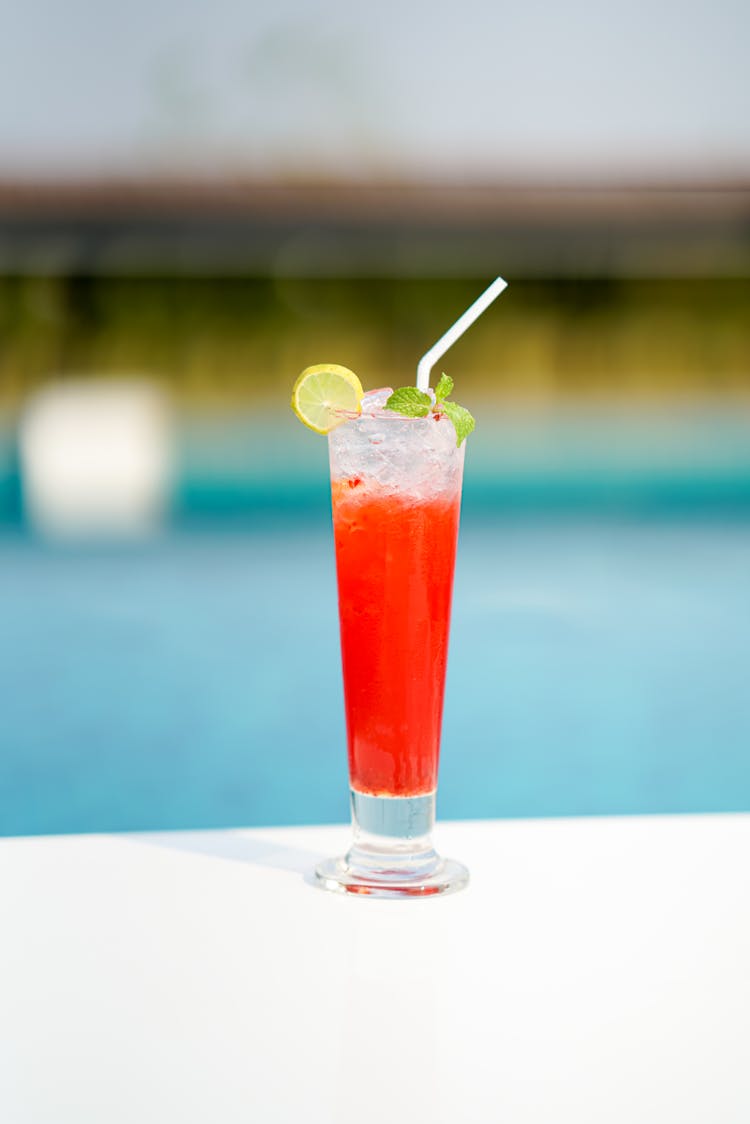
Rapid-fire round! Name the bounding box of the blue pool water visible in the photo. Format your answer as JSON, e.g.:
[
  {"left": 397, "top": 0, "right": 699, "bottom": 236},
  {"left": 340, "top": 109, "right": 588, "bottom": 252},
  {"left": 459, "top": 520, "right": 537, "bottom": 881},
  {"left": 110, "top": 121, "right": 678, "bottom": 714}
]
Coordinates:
[{"left": 2, "top": 516, "right": 749, "bottom": 836}]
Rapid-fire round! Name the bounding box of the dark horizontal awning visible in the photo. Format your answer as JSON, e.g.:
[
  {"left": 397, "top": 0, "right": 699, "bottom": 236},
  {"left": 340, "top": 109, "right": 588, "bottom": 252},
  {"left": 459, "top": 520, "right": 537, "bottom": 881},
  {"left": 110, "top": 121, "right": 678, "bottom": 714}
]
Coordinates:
[{"left": 0, "top": 177, "right": 748, "bottom": 277}]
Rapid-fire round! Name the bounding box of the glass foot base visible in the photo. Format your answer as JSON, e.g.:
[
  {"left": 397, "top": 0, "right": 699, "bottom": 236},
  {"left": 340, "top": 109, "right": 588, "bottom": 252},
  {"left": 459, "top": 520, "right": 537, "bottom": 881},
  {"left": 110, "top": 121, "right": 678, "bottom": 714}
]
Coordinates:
[
  {"left": 315, "top": 853, "right": 469, "bottom": 898},
  {"left": 314, "top": 790, "right": 469, "bottom": 899}
]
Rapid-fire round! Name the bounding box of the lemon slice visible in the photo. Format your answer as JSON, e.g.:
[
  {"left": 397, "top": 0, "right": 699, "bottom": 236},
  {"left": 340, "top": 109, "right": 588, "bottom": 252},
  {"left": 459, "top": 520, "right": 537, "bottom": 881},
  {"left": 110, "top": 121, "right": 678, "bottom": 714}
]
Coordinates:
[{"left": 291, "top": 364, "right": 364, "bottom": 434}]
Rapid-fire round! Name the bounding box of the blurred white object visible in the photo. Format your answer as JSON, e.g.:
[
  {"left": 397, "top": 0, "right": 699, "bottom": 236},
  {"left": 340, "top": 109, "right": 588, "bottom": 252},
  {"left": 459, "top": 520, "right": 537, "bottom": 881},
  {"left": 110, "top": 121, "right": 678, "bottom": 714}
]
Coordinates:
[{"left": 19, "top": 379, "right": 174, "bottom": 539}]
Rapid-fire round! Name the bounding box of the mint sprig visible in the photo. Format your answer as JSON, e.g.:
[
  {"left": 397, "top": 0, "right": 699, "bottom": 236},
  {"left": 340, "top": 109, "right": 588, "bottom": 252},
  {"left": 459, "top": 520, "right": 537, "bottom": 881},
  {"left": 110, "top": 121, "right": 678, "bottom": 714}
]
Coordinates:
[{"left": 385, "top": 372, "right": 475, "bottom": 446}]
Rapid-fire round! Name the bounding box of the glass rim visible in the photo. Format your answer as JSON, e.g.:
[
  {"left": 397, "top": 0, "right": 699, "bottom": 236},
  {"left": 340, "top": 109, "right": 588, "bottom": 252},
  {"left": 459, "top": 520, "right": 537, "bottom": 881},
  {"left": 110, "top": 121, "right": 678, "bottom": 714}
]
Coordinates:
[{"left": 331, "top": 409, "right": 447, "bottom": 425}]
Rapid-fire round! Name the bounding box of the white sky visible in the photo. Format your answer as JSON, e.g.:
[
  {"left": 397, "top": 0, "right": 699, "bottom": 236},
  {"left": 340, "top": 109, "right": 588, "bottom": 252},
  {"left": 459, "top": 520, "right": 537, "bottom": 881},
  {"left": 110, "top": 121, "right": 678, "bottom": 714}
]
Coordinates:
[{"left": 0, "top": 0, "right": 748, "bottom": 179}]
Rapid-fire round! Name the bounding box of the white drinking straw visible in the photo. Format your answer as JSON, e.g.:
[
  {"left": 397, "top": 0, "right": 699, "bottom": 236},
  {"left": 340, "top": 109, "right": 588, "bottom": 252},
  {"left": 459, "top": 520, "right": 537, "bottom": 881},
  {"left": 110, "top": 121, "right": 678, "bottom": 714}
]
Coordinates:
[{"left": 416, "top": 276, "right": 508, "bottom": 391}]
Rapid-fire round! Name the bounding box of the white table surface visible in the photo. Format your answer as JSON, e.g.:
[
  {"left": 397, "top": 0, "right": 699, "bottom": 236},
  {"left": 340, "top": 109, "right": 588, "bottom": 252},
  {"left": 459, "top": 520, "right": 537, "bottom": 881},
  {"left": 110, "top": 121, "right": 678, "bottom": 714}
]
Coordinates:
[{"left": 1, "top": 815, "right": 749, "bottom": 1124}]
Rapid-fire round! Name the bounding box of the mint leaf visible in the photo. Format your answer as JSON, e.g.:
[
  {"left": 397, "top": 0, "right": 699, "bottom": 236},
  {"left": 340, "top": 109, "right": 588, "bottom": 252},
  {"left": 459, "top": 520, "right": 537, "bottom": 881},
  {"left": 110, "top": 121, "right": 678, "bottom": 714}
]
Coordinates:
[
  {"left": 384, "top": 387, "right": 431, "bottom": 418},
  {"left": 442, "top": 400, "right": 475, "bottom": 446},
  {"left": 435, "top": 372, "right": 453, "bottom": 403}
]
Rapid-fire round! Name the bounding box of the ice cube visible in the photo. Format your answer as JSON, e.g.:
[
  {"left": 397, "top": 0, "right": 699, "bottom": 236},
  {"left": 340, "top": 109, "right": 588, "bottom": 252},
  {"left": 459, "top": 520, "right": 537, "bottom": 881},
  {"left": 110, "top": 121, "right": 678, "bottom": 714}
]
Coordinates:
[{"left": 361, "top": 387, "right": 394, "bottom": 414}]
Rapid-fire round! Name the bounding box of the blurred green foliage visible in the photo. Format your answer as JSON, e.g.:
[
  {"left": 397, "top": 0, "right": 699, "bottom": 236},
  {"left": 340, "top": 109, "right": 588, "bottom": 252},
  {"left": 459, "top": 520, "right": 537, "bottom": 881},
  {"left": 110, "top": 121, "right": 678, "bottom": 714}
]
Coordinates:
[{"left": 0, "top": 275, "right": 748, "bottom": 410}]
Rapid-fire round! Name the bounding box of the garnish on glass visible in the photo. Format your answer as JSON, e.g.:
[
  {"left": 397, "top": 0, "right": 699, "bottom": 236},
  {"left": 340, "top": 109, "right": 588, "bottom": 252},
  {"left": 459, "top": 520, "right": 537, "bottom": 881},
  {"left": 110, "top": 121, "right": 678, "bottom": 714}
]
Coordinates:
[{"left": 384, "top": 373, "right": 475, "bottom": 447}]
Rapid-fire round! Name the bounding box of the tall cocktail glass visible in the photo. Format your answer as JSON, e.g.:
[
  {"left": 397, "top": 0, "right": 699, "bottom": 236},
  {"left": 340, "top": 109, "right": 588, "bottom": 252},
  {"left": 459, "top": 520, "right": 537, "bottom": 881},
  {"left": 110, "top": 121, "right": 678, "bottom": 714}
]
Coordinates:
[{"left": 315, "top": 395, "right": 469, "bottom": 897}]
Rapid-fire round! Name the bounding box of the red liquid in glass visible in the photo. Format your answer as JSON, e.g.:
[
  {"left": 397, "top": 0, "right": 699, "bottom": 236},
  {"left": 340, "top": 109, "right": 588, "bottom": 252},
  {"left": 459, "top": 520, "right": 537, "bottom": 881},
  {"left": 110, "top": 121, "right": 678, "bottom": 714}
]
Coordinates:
[{"left": 331, "top": 476, "right": 461, "bottom": 797}]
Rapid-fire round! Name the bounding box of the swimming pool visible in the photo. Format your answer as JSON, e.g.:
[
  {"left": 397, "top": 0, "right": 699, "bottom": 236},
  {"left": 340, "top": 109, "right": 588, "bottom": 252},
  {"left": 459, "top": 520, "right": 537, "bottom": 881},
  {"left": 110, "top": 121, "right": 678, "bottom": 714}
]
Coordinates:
[{"left": 2, "top": 515, "right": 749, "bottom": 836}]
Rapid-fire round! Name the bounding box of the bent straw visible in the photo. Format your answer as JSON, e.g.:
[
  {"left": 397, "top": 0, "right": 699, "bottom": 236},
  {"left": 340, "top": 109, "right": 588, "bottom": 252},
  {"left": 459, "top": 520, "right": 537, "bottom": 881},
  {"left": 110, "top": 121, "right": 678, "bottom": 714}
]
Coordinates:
[{"left": 416, "top": 276, "right": 508, "bottom": 391}]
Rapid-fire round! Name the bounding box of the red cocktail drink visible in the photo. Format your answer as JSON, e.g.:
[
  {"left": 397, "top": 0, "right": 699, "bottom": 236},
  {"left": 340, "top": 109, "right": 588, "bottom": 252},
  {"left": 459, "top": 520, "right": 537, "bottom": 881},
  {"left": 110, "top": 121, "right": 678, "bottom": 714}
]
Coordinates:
[
  {"left": 316, "top": 395, "right": 468, "bottom": 897},
  {"left": 301, "top": 280, "right": 505, "bottom": 897}
]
